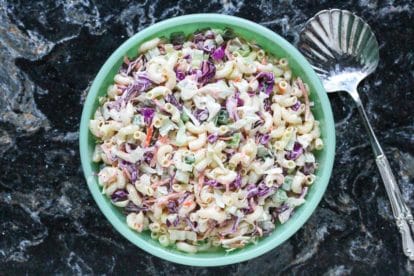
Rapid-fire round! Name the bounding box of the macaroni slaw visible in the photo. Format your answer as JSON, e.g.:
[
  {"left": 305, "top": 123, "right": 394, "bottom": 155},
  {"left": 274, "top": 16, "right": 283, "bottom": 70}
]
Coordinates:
[{"left": 89, "top": 28, "right": 323, "bottom": 253}]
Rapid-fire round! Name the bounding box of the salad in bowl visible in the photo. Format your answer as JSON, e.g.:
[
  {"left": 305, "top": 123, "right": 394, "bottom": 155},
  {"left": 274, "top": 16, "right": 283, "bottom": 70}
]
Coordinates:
[{"left": 80, "top": 14, "right": 335, "bottom": 266}]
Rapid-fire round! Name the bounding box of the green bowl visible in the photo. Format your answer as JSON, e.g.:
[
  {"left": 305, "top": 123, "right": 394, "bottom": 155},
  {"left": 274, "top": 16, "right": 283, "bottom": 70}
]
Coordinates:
[{"left": 79, "top": 14, "right": 335, "bottom": 266}]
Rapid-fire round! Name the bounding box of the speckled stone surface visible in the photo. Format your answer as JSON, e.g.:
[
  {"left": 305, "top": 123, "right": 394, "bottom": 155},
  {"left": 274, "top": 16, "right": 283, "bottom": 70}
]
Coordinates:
[{"left": 1, "top": 0, "right": 413, "bottom": 275}]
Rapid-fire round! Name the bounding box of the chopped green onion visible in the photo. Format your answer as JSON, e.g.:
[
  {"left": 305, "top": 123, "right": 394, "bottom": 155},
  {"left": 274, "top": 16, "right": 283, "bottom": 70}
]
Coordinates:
[
  {"left": 282, "top": 176, "right": 293, "bottom": 191},
  {"left": 216, "top": 110, "right": 229, "bottom": 126},
  {"left": 223, "top": 27, "right": 236, "bottom": 40},
  {"left": 236, "top": 44, "right": 251, "bottom": 57},
  {"left": 170, "top": 32, "right": 185, "bottom": 45},
  {"left": 195, "top": 27, "right": 211, "bottom": 34},
  {"left": 98, "top": 96, "right": 107, "bottom": 105},
  {"left": 184, "top": 155, "right": 195, "bottom": 165},
  {"left": 132, "top": 115, "right": 143, "bottom": 126},
  {"left": 257, "top": 146, "right": 272, "bottom": 158},
  {"left": 227, "top": 133, "right": 241, "bottom": 148},
  {"left": 181, "top": 112, "right": 190, "bottom": 123},
  {"left": 175, "top": 121, "right": 187, "bottom": 146},
  {"left": 274, "top": 189, "right": 288, "bottom": 203}
]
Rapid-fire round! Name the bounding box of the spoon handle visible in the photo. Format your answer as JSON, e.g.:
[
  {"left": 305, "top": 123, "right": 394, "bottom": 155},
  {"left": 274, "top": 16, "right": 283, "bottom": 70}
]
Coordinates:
[{"left": 354, "top": 96, "right": 414, "bottom": 260}]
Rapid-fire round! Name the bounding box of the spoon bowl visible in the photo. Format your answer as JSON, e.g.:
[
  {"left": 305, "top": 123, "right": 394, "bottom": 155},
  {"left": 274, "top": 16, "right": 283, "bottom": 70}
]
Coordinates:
[{"left": 298, "top": 9, "right": 379, "bottom": 93}]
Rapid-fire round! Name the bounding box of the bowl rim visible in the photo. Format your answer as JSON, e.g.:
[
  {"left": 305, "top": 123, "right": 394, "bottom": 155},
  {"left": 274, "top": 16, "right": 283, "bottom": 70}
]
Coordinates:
[{"left": 79, "top": 13, "right": 335, "bottom": 267}]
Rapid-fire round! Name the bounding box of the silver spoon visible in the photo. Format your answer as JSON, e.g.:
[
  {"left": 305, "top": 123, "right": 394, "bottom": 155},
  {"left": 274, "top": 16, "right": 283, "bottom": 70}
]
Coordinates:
[{"left": 298, "top": 9, "right": 414, "bottom": 260}]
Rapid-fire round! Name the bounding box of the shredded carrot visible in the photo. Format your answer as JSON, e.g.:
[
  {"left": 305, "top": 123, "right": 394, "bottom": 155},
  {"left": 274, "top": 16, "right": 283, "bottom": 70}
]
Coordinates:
[
  {"left": 156, "top": 192, "right": 184, "bottom": 205},
  {"left": 249, "top": 197, "right": 256, "bottom": 209},
  {"left": 150, "top": 146, "right": 158, "bottom": 167},
  {"left": 159, "top": 136, "right": 170, "bottom": 144},
  {"left": 218, "top": 136, "right": 233, "bottom": 141},
  {"left": 105, "top": 174, "right": 117, "bottom": 184},
  {"left": 151, "top": 178, "right": 170, "bottom": 188},
  {"left": 182, "top": 201, "right": 193, "bottom": 207},
  {"left": 153, "top": 99, "right": 165, "bottom": 111},
  {"left": 144, "top": 125, "right": 153, "bottom": 147},
  {"left": 122, "top": 168, "right": 131, "bottom": 181},
  {"left": 144, "top": 199, "right": 156, "bottom": 203}
]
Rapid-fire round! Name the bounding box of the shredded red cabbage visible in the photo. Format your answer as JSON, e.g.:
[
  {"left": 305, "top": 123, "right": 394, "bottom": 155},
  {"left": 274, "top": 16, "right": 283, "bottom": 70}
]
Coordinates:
[
  {"left": 259, "top": 134, "right": 271, "bottom": 145},
  {"left": 242, "top": 197, "right": 256, "bottom": 214},
  {"left": 253, "top": 119, "right": 264, "bottom": 129},
  {"left": 222, "top": 216, "right": 241, "bottom": 235},
  {"left": 285, "top": 142, "right": 303, "bottom": 160},
  {"left": 109, "top": 73, "right": 153, "bottom": 112},
  {"left": 126, "top": 57, "right": 140, "bottom": 75},
  {"left": 111, "top": 189, "right": 128, "bottom": 202},
  {"left": 212, "top": 45, "right": 225, "bottom": 60},
  {"left": 275, "top": 204, "right": 289, "bottom": 214},
  {"left": 143, "top": 151, "right": 153, "bottom": 164},
  {"left": 189, "top": 68, "right": 202, "bottom": 80},
  {"left": 225, "top": 95, "right": 238, "bottom": 120},
  {"left": 300, "top": 187, "right": 309, "bottom": 199},
  {"left": 173, "top": 44, "right": 183, "bottom": 50},
  {"left": 258, "top": 187, "right": 272, "bottom": 197},
  {"left": 166, "top": 94, "right": 183, "bottom": 111},
  {"left": 235, "top": 91, "right": 244, "bottom": 107},
  {"left": 230, "top": 216, "right": 241, "bottom": 233},
  {"left": 118, "top": 160, "right": 139, "bottom": 183},
  {"left": 140, "top": 107, "right": 155, "bottom": 125},
  {"left": 169, "top": 171, "right": 176, "bottom": 192},
  {"left": 291, "top": 101, "right": 301, "bottom": 111},
  {"left": 124, "top": 202, "right": 148, "bottom": 214},
  {"left": 256, "top": 72, "right": 275, "bottom": 95},
  {"left": 263, "top": 98, "right": 271, "bottom": 112},
  {"left": 166, "top": 216, "right": 180, "bottom": 227},
  {"left": 107, "top": 99, "right": 122, "bottom": 111},
  {"left": 205, "top": 179, "right": 222, "bottom": 188},
  {"left": 247, "top": 182, "right": 272, "bottom": 198},
  {"left": 247, "top": 187, "right": 259, "bottom": 198},
  {"left": 186, "top": 217, "right": 198, "bottom": 232},
  {"left": 175, "top": 69, "right": 186, "bottom": 81},
  {"left": 193, "top": 33, "right": 205, "bottom": 50},
  {"left": 257, "top": 182, "right": 272, "bottom": 197},
  {"left": 193, "top": 32, "right": 205, "bottom": 44},
  {"left": 177, "top": 192, "right": 191, "bottom": 205},
  {"left": 198, "top": 60, "right": 216, "bottom": 84},
  {"left": 302, "top": 162, "right": 315, "bottom": 175},
  {"left": 207, "top": 133, "right": 219, "bottom": 143},
  {"left": 194, "top": 108, "right": 209, "bottom": 122},
  {"left": 167, "top": 200, "right": 178, "bottom": 213},
  {"left": 133, "top": 72, "right": 153, "bottom": 92},
  {"left": 229, "top": 173, "right": 242, "bottom": 190}
]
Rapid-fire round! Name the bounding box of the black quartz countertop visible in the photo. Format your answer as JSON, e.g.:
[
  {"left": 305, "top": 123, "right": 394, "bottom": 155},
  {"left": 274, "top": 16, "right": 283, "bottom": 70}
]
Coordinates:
[{"left": 1, "top": 0, "right": 413, "bottom": 275}]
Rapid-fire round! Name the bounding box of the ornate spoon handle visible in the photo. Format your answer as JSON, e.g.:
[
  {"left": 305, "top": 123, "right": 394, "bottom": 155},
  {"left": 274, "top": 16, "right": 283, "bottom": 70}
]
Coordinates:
[
  {"left": 376, "top": 155, "right": 414, "bottom": 260},
  {"left": 352, "top": 90, "right": 414, "bottom": 260}
]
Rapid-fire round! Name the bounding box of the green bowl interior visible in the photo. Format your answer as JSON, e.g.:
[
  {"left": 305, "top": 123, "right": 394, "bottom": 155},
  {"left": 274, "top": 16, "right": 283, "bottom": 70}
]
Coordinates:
[{"left": 79, "top": 14, "right": 335, "bottom": 266}]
